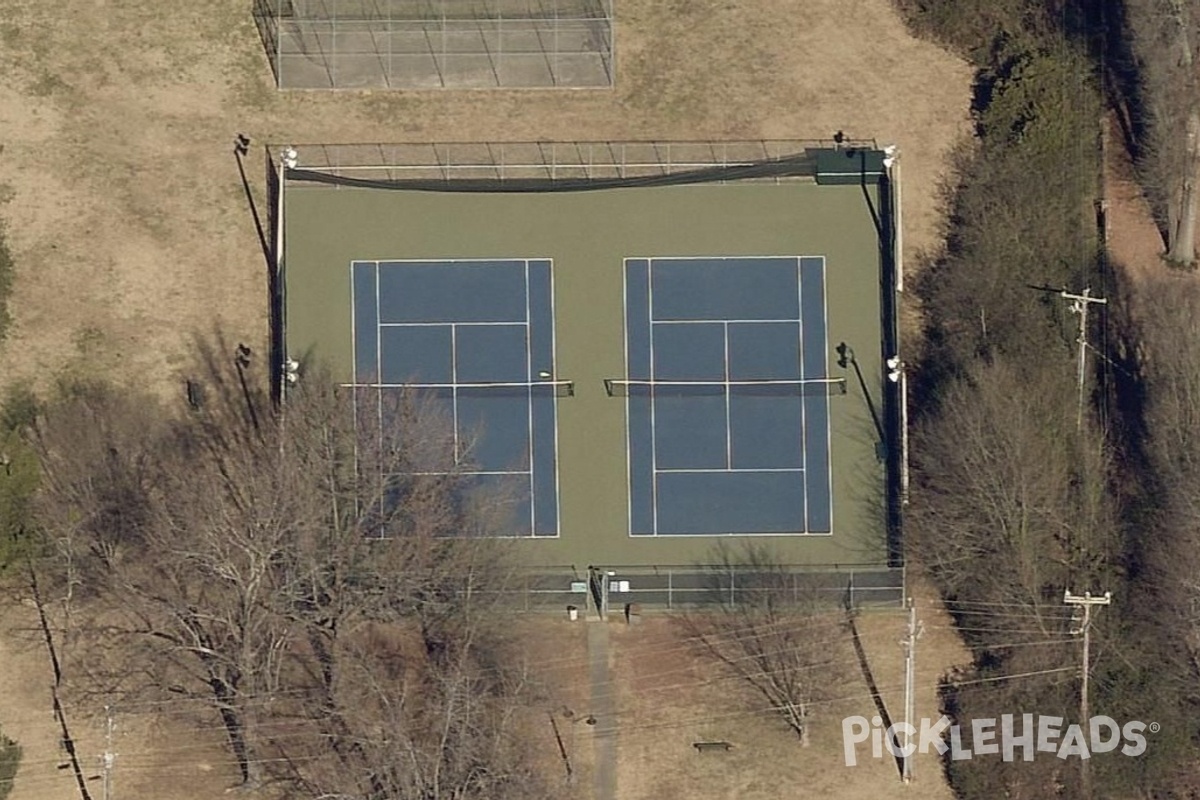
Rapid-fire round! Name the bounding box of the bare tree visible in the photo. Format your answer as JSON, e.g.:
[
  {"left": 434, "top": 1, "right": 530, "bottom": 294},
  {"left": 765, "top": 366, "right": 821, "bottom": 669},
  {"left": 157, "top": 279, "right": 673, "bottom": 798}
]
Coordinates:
[
  {"left": 1130, "top": 276, "right": 1200, "bottom": 677},
  {"left": 28, "top": 342, "right": 552, "bottom": 796},
  {"left": 28, "top": 375, "right": 307, "bottom": 786},
  {"left": 680, "top": 543, "right": 851, "bottom": 746},
  {"left": 908, "top": 358, "right": 1115, "bottom": 639}
]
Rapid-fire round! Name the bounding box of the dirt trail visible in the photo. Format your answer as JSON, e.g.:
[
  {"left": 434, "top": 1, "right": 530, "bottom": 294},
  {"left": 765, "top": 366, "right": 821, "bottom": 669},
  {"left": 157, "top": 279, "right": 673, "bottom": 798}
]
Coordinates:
[
  {"left": 588, "top": 621, "right": 617, "bottom": 800},
  {"left": 1102, "top": 114, "right": 1195, "bottom": 295}
]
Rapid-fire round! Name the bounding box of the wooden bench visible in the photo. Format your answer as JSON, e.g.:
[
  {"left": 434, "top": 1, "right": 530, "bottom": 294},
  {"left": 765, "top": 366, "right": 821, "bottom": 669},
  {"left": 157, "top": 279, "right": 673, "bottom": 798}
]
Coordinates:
[{"left": 692, "top": 740, "right": 733, "bottom": 753}]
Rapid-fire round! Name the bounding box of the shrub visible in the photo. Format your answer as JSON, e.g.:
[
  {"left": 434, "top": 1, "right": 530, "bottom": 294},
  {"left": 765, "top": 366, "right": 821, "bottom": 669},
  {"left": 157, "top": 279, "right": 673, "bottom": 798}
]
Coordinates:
[
  {"left": 0, "top": 223, "right": 11, "bottom": 343},
  {"left": 0, "top": 730, "right": 21, "bottom": 800}
]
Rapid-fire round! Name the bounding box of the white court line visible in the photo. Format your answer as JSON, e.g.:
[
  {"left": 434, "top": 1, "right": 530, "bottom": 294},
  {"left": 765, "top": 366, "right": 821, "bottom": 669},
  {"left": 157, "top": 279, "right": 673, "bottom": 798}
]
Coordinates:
[
  {"left": 375, "top": 257, "right": 554, "bottom": 265},
  {"left": 339, "top": 381, "right": 563, "bottom": 390},
  {"left": 820, "top": 255, "right": 833, "bottom": 533},
  {"left": 656, "top": 468, "right": 805, "bottom": 474},
  {"left": 374, "top": 262, "right": 384, "bottom": 528},
  {"left": 410, "top": 470, "right": 533, "bottom": 477},
  {"left": 378, "top": 320, "right": 526, "bottom": 327},
  {"left": 628, "top": 255, "right": 827, "bottom": 536},
  {"left": 652, "top": 318, "right": 803, "bottom": 325},
  {"left": 723, "top": 321, "right": 731, "bottom": 470},
  {"left": 365, "top": 257, "right": 561, "bottom": 537},
  {"left": 641, "top": 255, "right": 819, "bottom": 262},
  {"left": 524, "top": 260, "right": 535, "bottom": 536},
  {"left": 349, "top": 262, "right": 361, "bottom": 527},
  {"left": 451, "top": 323, "right": 459, "bottom": 463},
  {"left": 621, "top": 259, "right": 634, "bottom": 536},
  {"left": 648, "top": 259, "right": 659, "bottom": 535},
  {"left": 547, "top": 259, "right": 563, "bottom": 539},
  {"left": 652, "top": 253, "right": 811, "bottom": 534},
  {"left": 796, "top": 257, "right": 810, "bottom": 531}
]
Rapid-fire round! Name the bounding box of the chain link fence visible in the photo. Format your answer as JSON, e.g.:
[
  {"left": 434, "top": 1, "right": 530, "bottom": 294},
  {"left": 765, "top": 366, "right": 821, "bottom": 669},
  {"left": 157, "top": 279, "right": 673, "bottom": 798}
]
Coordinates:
[
  {"left": 253, "top": 0, "right": 614, "bottom": 89},
  {"left": 513, "top": 563, "right": 906, "bottom": 613}
]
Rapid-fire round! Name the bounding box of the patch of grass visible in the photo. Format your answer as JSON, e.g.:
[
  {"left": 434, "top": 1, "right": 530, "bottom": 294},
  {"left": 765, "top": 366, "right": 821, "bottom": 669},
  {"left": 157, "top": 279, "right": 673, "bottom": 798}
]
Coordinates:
[
  {"left": 26, "top": 71, "right": 69, "bottom": 98},
  {"left": 71, "top": 324, "right": 105, "bottom": 356},
  {"left": 1, "top": 384, "right": 38, "bottom": 433},
  {"left": 0, "top": 729, "right": 20, "bottom": 800},
  {"left": 0, "top": 23, "right": 19, "bottom": 50}
]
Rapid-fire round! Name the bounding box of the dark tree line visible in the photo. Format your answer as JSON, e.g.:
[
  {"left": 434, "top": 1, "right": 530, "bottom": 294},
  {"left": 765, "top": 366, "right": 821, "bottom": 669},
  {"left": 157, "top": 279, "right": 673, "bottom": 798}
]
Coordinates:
[{"left": 898, "top": 0, "right": 1200, "bottom": 796}]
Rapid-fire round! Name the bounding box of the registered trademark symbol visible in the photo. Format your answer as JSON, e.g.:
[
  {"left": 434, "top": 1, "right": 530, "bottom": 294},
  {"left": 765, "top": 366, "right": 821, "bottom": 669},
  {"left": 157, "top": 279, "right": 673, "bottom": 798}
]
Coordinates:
[{"left": 1149, "top": 722, "right": 1161, "bottom": 734}]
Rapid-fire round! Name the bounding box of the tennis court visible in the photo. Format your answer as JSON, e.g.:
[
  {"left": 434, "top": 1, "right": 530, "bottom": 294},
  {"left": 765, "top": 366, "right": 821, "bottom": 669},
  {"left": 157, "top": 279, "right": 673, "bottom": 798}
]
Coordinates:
[
  {"left": 350, "top": 258, "right": 564, "bottom": 537},
  {"left": 619, "top": 256, "right": 838, "bottom": 536},
  {"left": 278, "top": 140, "right": 900, "bottom": 573}
]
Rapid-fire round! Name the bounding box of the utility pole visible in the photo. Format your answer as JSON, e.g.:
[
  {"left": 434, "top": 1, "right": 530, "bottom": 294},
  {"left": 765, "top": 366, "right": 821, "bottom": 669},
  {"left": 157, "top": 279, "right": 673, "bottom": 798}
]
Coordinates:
[
  {"left": 1026, "top": 286, "right": 1108, "bottom": 430},
  {"left": 101, "top": 704, "right": 115, "bottom": 800},
  {"left": 1064, "top": 590, "right": 1111, "bottom": 799},
  {"left": 901, "top": 598, "right": 923, "bottom": 784},
  {"left": 1062, "top": 288, "right": 1107, "bottom": 430}
]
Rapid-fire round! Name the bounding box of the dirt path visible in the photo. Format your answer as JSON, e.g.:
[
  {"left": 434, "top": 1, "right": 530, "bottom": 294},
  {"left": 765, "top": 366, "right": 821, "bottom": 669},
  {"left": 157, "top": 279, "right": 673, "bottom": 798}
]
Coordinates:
[
  {"left": 588, "top": 620, "right": 617, "bottom": 800},
  {"left": 1102, "top": 115, "right": 1176, "bottom": 292}
]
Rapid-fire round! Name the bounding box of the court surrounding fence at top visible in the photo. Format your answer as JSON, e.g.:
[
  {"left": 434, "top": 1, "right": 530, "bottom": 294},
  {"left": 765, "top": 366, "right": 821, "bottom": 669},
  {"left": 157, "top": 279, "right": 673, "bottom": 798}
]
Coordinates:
[{"left": 253, "top": 0, "right": 614, "bottom": 89}]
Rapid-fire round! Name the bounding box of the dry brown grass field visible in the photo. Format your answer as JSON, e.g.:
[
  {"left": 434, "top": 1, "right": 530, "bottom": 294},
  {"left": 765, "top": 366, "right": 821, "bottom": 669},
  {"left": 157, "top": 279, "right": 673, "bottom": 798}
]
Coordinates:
[
  {"left": 0, "top": 0, "right": 970, "bottom": 393},
  {"left": 610, "top": 605, "right": 967, "bottom": 800},
  {"left": 0, "top": 1, "right": 972, "bottom": 798}
]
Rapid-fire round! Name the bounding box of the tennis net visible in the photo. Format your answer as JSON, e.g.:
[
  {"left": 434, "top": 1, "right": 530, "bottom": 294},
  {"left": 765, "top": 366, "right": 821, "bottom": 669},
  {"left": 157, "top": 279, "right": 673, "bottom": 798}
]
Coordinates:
[
  {"left": 342, "top": 380, "right": 575, "bottom": 397},
  {"left": 603, "top": 378, "right": 846, "bottom": 398}
]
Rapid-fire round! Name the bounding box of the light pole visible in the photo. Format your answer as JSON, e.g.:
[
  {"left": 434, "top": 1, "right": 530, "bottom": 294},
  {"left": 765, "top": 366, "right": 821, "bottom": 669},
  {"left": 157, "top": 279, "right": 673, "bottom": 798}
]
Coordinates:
[{"left": 887, "top": 356, "right": 909, "bottom": 505}]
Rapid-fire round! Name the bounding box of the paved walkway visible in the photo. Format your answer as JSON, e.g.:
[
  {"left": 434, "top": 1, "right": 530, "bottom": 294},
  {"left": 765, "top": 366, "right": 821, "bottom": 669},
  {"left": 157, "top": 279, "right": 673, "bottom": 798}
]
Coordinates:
[{"left": 587, "top": 621, "right": 617, "bottom": 800}]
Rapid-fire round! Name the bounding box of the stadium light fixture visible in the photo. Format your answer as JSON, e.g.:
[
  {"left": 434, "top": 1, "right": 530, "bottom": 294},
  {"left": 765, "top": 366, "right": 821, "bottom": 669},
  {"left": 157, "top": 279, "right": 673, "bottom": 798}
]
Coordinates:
[
  {"left": 836, "top": 342, "right": 853, "bottom": 369},
  {"left": 284, "top": 358, "right": 300, "bottom": 385}
]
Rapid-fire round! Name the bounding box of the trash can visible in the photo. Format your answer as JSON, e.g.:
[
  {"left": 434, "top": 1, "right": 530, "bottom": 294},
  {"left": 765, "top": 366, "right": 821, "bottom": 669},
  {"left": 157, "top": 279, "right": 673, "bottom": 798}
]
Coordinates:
[{"left": 567, "top": 605, "right": 578, "bottom": 621}]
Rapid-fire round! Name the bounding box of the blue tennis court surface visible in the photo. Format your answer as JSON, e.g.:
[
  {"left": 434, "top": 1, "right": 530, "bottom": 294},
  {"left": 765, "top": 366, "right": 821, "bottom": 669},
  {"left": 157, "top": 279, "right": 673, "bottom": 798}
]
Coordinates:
[
  {"left": 624, "top": 257, "right": 833, "bottom": 535},
  {"left": 351, "top": 259, "right": 559, "bottom": 537}
]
